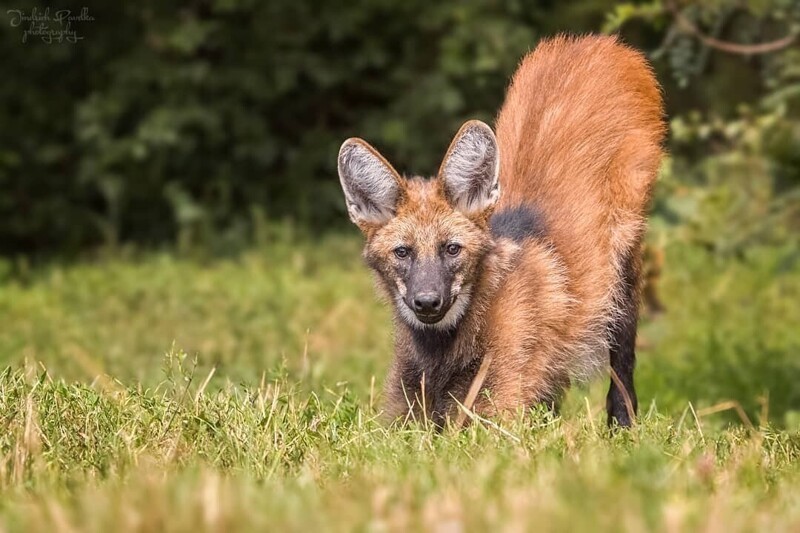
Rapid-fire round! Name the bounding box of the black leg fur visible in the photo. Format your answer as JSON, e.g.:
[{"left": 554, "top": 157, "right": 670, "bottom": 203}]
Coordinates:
[{"left": 606, "top": 247, "right": 641, "bottom": 427}]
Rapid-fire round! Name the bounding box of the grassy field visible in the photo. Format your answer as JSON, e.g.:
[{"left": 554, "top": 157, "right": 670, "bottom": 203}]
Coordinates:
[{"left": 1, "top": 225, "right": 799, "bottom": 531}]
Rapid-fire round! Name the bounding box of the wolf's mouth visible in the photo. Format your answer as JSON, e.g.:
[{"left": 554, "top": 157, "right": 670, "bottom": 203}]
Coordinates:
[{"left": 414, "top": 312, "right": 446, "bottom": 324}]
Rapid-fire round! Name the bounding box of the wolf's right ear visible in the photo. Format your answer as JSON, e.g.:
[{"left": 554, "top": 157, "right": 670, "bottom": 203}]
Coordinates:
[{"left": 338, "top": 138, "right": 402, "bottom": 228}]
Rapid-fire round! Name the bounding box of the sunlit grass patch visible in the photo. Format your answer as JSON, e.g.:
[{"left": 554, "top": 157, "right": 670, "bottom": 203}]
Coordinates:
[
  {"left": 0, "top": 228, "right": 798, "bottom": 530},
  {"left": 1, "top": 359, "right": 799, "bottom": 532}
]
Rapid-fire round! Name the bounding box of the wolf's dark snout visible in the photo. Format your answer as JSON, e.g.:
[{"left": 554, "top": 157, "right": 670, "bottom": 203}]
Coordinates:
[{"left": 412, "top": 292, "right": 442, "bottom": 314}]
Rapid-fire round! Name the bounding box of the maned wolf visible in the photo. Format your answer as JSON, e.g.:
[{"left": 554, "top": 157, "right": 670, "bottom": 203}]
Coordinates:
[{"left": 336, "top": 35, "right": 665, "bottom": 427}]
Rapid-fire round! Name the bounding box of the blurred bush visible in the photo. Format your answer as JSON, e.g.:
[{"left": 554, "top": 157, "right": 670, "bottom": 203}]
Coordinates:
[{"left": 1, "top": 0, "right": 798, "bottom": 255}]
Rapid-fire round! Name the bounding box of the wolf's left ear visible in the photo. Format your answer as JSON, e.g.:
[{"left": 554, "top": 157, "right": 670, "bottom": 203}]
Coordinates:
[{"left": 438, "top": 120, "right": 500, "bottom": 216}]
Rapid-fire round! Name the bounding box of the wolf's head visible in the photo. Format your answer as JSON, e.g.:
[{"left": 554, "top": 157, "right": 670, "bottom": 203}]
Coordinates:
[{"left": 337, "top": 120, "right": 500, "bottom": 330}]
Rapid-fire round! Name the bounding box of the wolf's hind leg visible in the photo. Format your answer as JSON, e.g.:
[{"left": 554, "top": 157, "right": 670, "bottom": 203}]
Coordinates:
[{"left": 606, "top": 247, "right": 641, "bottom": 427}]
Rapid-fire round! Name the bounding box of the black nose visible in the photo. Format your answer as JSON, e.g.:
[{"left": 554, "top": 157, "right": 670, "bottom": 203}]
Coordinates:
[{"left": 413, "top": 292, "right": 442, "bottom": 314}]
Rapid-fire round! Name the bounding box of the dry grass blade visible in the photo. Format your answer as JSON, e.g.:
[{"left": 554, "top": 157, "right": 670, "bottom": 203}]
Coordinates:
[
  {"left": 454, "top": 354, "right": 493, "bottom": 428},
  {"left": 696, "top": 400, "right": 756, "bottom": 432},
  {"left": 451, "top": 396, "right": 521, "bottom": 443},
  {"left": 194, "top": 367, "right": 217, "bottom": 404},
  {"left": 608, "top": 366, "right": 636, "bottom": 426}
]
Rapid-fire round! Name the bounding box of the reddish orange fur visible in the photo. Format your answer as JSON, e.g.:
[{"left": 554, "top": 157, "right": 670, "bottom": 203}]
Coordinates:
[
  {"left": 343, "top": 35, "right": 665, "bottom": 424},
  {"left": 473, "top": 34, "right": 666, "bottom": 415}
]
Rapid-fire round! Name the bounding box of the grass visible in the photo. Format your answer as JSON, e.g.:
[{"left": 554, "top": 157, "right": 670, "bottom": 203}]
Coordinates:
[{"left": 0, "top": 226, "right": 799, "bottom": 531}]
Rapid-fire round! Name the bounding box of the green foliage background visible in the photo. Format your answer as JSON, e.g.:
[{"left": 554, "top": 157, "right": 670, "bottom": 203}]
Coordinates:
[{"left": 3, "top": 0, "right": 796, "bottom": 256}]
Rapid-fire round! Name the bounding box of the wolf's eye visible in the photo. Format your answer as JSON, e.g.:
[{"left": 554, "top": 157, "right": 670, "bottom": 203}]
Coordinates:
[
  {"left": 394, "top": 246, "right": 411, "bottom": 259},
  {"left": 446, "top": 243, "right": 462, "bottom": 256}
]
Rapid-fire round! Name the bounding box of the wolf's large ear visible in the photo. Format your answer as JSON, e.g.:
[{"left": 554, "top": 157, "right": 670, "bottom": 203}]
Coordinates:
[
  {"left": 438, "top": 120, "right": 500, "bottom": 217},
  {"left": 338, "top": 138, "right": 402, "bottom": 228}
]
